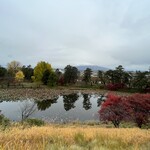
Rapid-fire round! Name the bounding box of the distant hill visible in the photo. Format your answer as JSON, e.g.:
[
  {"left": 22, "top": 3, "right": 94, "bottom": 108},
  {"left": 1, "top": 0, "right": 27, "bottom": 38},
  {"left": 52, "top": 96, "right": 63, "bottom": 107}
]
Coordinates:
[{"left": 76, "top": 65, "right": 109, "bottom": 71}]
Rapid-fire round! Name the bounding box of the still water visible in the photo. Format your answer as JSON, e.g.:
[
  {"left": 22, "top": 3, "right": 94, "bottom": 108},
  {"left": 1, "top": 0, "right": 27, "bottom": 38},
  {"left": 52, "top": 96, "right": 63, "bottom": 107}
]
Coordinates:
[{"left": 0, "top": 93, "right": 105, "bottom": 122}]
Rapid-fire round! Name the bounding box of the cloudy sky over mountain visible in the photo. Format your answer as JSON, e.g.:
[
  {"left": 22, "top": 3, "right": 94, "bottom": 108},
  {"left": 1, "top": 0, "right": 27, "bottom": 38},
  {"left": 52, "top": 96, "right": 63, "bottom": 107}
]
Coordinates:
[{"left": 0, "top": 0, "right": 150, "bottom": 70}]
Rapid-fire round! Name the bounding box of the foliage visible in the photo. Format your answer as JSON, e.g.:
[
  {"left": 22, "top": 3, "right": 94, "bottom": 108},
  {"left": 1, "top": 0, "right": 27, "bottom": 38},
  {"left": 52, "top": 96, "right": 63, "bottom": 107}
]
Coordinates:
[
  {"left": 99, "top": 94, "right": 131, "bottom": 128},
  {"left": 15, "top": 70, "right": 25, "bottom": 82},
  {"left": 7, "top": 60, "right": 22, "bottom": 77},
  {"left": 102, "top": 68, "right": 150, "bottom": 92},
  {"left": 132, "top": 71, "right": 150, "bottom": 91},
  {"left": 33, "top": 61, "right": 52, "bottom": 82},
  {"left": 58, "top": 76, "right": 65, "bottom": 85},
  {"left": 48, "top": 71, "right": 58, "bottom": 87},
  {"left": 99, "top": 93, "right": 150, "bottom": 128},
  {"left": 24, "top": 118, "right": 45, "bottom": 126},
  {"left": 114, "top": 65, "right": 125, "bottom": 83},
  {"left": 97, "top": 70, "right": 106, "bottom": 85},
  {"left": 64, "top": 65, "right": 79, "bottom": 84},
  {"left": 82, "top": 68, "right": 92, "bottom": 84},
  {"left": 0, "top": 113, "right": 10, "bottom": 128},
  {"left": 0, "top": 66, "right": 7, "bottom": 77},
  {"left": 21, "top": 65, "right": 34, "bottom": 81},
  {"left": 55, "top": 69, "right": 62, "bottom": 79},
  {"left": 42, "top": 69, "right": 58, "bottom": 86},
  {"left": 42, "top": 69, "right": 51, "bottom": 85},
  {"left": 104, "top": 65, "right": 132, "bottom": 90},
  {"left": 127, "top": 94, "right": 150, "bottom": 128},
  {"left": 106, "top": 83, "right": 125, "bottom": 91},
  {"left": 31, "top": 76, "right": 35, "bottom": 82}
]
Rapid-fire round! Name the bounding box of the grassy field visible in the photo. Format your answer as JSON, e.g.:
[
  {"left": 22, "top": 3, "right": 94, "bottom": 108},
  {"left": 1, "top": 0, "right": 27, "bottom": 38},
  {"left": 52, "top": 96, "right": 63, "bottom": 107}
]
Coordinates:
[{"left": 0, "top": 125, "right": 150, "bottom": 150}]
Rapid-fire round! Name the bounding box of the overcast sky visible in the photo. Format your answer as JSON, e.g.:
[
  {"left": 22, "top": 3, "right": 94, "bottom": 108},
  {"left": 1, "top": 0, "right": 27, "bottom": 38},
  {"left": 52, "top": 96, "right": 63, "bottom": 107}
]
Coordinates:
[{"left": 0, "top": 0, "right": 150, "bottom": 71}]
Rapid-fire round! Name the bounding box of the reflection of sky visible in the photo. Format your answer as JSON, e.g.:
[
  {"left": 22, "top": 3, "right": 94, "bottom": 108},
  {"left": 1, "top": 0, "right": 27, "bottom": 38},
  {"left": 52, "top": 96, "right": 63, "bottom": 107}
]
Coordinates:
[{"left": 0, "top": 95, "right": 101, "bottom": 122}]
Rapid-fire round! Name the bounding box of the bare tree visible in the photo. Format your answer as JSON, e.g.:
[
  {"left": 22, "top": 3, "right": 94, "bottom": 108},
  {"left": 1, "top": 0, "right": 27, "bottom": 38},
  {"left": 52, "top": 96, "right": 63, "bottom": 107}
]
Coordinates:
[
  {"left": 7, "top": 60, "right": 22, "bottom": 77},
  {"left": 20, "top": 101, "right": 37, "bottom": 121}
]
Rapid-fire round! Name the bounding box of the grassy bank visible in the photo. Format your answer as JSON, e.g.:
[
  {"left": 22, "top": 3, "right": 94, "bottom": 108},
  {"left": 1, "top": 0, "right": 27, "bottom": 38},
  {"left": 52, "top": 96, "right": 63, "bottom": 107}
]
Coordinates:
[{"left": 0, "top": 125, "right": 150, "bottom": 150}]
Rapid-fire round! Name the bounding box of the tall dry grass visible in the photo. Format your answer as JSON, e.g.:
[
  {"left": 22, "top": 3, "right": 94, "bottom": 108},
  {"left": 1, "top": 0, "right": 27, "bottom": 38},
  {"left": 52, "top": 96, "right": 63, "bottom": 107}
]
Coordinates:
[{"left": 0, "top": 125, "right": 150, "bottom": 150}]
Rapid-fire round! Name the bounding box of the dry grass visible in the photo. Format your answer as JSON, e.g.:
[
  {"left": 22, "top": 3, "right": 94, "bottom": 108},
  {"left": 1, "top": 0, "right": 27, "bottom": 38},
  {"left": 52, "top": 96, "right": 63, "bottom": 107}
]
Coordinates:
[{"left": 0, "top": 125, "right": 150, "bottom": 150}]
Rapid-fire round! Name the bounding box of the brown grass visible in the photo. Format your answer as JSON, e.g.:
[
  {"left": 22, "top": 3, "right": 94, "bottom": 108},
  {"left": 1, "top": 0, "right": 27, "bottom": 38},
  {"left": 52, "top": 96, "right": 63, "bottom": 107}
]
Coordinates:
[{"left": 0, "top": 125, "right": 150, "bottom": 150}]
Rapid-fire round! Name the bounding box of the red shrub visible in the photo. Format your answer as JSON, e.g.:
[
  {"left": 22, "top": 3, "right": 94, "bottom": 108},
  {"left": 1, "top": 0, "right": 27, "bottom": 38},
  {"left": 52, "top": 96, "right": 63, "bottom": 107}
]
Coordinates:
[
  {"left": 99, "top": 93, "right": 150, "bottom": 128},
  {"left": 127, "top": 94, "right": 150, "bottom": 128},
  {"left": 99, "top": 94, "right": 131, "bottom": 128},
  {"left": 106, "top": 83, "right": 125, "bottom": 91}
]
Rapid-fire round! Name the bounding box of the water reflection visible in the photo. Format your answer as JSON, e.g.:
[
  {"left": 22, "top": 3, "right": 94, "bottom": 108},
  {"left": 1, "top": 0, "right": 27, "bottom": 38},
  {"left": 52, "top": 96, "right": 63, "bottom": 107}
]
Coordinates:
[
  {"left": 63, "top": 93, "right": 79, "bottom": 111},
  {"left": 97, "top": 95, "right": 106, "bottom": 107},
  {"left": 20, "top": 101, "right": 37, "bottom": 120},
  {"left": 83, "top": 94, "right": 92, "bottom": 110},
  {"left": 0, "top": 93, "right": 105, "bottom": 122},
  {"left": 36, "top": 97, "right": 58, "bottom": 111}
]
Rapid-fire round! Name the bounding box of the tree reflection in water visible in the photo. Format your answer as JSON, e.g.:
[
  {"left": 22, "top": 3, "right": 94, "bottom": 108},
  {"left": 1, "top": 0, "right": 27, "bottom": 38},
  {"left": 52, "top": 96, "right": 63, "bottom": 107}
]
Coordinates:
[
  {"left": 63, "top": 93, "right": 79, "bottom": 111},
  {"left": 97, "top": 95, "right": 106, "bottom": 107},
  {"left": 33, "top": 93, "right": 105, "bottom": 112},
  {"left": 36, "top": 97, "right": 58, "bottom": 111},
  {"left": 83, "top": 94, "right": 92, "bottom": 110}
]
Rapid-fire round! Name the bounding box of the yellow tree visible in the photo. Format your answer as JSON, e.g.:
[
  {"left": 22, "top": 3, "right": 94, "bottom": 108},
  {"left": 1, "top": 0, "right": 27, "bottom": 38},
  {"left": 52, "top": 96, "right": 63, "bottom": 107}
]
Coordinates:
[
  {"left": 33, "top": 61, "right": 52, "bottom": 82},
  {"left": 15, "top": 70, "right": 25, "bottom": 82}
]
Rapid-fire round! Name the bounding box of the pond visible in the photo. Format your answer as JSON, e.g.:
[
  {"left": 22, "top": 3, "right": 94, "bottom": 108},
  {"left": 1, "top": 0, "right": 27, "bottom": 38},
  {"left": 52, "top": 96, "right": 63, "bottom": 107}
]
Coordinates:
[{"left": 0, "top": 93, "right": 105, "bottom": 123}]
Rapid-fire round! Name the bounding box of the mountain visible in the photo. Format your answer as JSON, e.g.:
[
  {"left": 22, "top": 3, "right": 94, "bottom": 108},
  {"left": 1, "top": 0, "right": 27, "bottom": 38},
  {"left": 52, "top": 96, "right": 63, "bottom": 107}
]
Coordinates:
[{"left": 76, "top": 65, "right": 109, "bottom": 71}]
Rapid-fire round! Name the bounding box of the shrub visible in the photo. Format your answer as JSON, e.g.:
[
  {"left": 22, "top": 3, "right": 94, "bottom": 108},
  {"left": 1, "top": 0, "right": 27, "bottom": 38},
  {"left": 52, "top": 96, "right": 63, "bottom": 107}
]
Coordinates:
[
  {"left": 99, "top": 94, "right": 131, "bottom": 128},
  {"left": 127, "top": 94, "right": 150, "bottom": 128},
  {"left": 99, "top": 93, "right": 150, "bottom": 128},
  {"left": 106, "top": 83, "right": 125, "bottom": 91},
  {"left": 0, "top": 113, "right": 10, "bottom": 128}
]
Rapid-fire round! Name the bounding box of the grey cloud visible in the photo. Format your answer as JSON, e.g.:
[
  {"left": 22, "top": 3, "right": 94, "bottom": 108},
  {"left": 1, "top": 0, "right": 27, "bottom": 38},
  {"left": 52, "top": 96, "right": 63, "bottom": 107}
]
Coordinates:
[{"left": 0, "top": 0, "right": 150, "bottom": 70}]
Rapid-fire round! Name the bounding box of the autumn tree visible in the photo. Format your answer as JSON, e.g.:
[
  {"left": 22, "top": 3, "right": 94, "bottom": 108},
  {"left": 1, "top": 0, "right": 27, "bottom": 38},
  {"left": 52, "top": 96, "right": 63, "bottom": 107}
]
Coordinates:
[
  {"left": 15, "top": 70, "right": 25, "bottom": 82},
  {"left": 64, "top": 65, "right": 79, "bottom": 84},
  {"left": 33, "top": 61, "right": 52, "bottom": 82},
  {"left": 127, "top": 94, "right": 150, "bottom": 128},
  {"left": 99, "top": 94, "right": 131, "bottom": 128},
  {"left": 83, "top": 68, "right": 92, "bottom": 85},
  {"left": 99, "top": 93, "right": 150, "bottom": 128},
  {"left": 7, "top": 61, "right": 22, "bottom": 77}
]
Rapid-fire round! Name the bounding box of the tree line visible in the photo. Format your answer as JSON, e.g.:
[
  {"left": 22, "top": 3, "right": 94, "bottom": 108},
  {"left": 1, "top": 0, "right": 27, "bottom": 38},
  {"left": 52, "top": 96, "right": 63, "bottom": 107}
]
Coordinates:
[{"left": 0, "top": 60, "right": 149, "bottom": 92}]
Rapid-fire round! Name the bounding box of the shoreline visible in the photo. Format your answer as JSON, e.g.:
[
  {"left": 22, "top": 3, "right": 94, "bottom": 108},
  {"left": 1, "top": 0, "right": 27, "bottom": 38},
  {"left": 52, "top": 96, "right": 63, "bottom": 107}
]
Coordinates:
[{"left": 0, "top": 87, "right": 132, "bottom": 101}]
